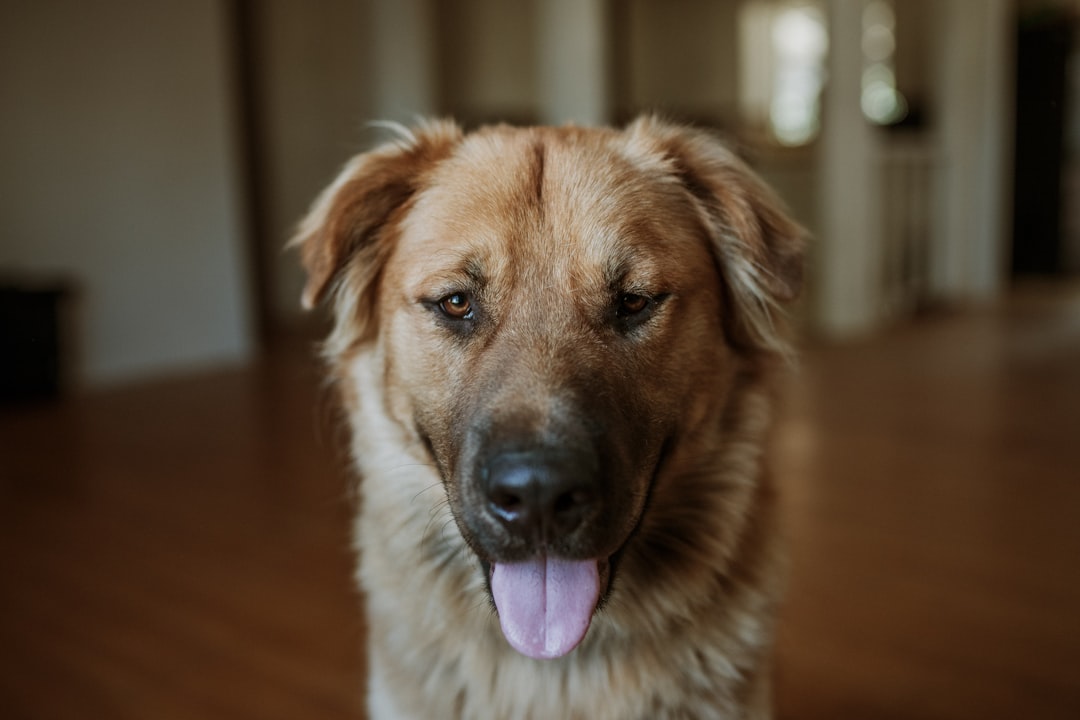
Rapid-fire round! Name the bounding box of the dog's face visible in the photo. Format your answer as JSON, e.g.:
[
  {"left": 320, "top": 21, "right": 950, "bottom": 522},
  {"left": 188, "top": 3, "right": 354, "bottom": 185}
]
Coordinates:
[{"left": 296, "top": 118, "right": 803, "bottom": 661}]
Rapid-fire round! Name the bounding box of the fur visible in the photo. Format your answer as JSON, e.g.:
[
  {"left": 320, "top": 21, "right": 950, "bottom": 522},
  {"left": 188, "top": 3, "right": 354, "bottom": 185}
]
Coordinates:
[{"left": 294, "top": 117, "right": 804, "bottom": 719}]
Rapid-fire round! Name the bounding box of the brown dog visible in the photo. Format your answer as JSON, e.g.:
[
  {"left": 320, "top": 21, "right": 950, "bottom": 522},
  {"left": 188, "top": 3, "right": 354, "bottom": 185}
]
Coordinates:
[{"left": 294, "top": 117, "right": 804, "bottom": 719}]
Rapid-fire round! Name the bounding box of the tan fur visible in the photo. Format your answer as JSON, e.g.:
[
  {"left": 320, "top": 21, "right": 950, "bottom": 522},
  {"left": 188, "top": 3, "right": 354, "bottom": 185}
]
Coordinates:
[{"left": 294, "top": 118, "right": 804, "bottom": 720}]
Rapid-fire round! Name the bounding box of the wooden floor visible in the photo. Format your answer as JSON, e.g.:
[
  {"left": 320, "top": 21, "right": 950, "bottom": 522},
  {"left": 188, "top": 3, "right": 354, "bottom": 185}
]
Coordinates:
[{"left": 2, "top": 284, "right": 1079, "bottom": 719}]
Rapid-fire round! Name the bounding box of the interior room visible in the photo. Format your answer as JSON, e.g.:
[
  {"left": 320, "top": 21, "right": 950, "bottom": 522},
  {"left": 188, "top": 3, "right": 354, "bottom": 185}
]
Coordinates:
[{"left": 2, "top": 1, "right": 1078, "bottom": 718}]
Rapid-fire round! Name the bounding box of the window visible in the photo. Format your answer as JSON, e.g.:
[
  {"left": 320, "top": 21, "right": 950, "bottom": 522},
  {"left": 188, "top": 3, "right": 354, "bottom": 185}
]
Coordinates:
[{"left": 739, "top": 1, "right": 828, "bottom": 146}]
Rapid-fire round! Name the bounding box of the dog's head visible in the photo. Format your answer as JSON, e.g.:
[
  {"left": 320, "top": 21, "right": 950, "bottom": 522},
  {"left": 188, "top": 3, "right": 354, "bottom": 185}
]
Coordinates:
[{"left": 295, "top": 118, "right": 804, "bottom": 660}]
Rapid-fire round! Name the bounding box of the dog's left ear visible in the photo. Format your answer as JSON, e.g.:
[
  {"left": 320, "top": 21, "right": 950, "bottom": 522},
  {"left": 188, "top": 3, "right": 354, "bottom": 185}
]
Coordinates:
[{"left": 627, "top": 117, "right": 806, "bottom": 355}]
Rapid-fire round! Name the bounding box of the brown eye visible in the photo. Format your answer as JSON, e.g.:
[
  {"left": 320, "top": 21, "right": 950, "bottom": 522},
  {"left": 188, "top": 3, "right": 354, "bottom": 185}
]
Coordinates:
[
  {"left": 438, "top": 292, "right": 473, "bottom": 319},
  {"left": 617, "top": 293, "right": 650, "bottom": 317}
]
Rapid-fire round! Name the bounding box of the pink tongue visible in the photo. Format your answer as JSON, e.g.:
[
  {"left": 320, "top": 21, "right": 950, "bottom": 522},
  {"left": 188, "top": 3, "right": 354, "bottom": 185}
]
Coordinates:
[{"left": 491, "top": 557, "right": 600, "bottom": 660}]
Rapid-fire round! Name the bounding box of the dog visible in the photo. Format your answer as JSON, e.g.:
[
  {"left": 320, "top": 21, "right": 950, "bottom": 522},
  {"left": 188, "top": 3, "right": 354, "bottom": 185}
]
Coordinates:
[{"left": 294, "top": 117, "right": 804, "bottom": 719}]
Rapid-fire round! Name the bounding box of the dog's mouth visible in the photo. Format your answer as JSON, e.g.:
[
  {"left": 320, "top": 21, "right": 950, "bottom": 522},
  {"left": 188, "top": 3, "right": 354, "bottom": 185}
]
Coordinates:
[
  {"left": 476, "top": 437, "right": 669, "bottom": 660},
  {"left": 489, "top": 555, "right": 606, "bottom": 659},
  {"left": 429, "top": 413, "right": 671, "bottom": 660}
]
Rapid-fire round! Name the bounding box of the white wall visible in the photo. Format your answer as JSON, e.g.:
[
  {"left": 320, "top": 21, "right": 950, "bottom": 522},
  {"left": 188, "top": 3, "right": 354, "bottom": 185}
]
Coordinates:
[{"left": 0, "top": 0, "right": 253, "bottom": 387}]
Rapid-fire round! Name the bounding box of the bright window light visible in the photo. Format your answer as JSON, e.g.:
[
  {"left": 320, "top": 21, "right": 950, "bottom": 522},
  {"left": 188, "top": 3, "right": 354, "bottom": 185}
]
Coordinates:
[{"left": 740, "top": 1, "right": 828, "bottom": 147}]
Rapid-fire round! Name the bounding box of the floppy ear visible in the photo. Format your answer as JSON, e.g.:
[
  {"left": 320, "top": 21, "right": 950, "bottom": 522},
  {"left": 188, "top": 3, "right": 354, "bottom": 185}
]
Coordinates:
[
  {"left": 291, "top": 120, "right": 463, "bottom": 343},
  {"left": 627, "top": 116, "right": 806, "bottom": 356}
]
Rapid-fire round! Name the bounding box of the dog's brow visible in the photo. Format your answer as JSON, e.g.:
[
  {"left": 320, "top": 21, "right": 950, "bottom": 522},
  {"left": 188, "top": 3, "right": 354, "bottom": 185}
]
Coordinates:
[
  {"left": 463, "top": 256, "right": 486, "bottom": 285},
  {"left": 603, "top": 247, "right": 653, "bottom": 289},
  {"left": 419, "top": 252, "right": 488, "bottom": 294}
]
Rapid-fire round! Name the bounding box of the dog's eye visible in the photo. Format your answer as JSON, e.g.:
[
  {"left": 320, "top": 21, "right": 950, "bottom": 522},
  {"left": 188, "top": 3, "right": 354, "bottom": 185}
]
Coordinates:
[
  {"left": 438, "top": 292, "right": 474, "bottom": 320},
  {"left": 616, "top": 293, "right": 651, "bottom": 317}
]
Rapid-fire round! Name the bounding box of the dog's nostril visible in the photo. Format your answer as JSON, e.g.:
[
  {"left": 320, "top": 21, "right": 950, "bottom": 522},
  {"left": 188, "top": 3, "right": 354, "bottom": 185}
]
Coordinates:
[
  {"left": 554, "top": 489, "right": 592, "bottom": 516},
  {"left": 491, "top": 490, "right": 523, "bottom": 515}
]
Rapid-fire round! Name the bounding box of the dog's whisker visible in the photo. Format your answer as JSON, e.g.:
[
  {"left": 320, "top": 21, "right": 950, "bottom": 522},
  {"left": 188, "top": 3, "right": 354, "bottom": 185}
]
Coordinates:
[
  {"left": 418, "top": 500, "right": 454, "bottom": 553},
  {"left": 410, "top": 480, "right": 445, "bottom": 506},
  {"left": 387, "top": 462, "right": 440, "bottom": 473}
]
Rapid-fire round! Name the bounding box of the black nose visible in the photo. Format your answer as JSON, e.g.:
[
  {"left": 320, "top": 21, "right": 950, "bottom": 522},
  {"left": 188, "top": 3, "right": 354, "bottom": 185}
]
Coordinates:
[{"left": 483, "top": 450, "right": 599, "bottom": 542}]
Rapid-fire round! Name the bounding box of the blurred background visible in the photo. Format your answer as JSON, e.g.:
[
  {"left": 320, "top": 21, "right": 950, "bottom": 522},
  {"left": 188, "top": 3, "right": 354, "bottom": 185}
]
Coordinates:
[
  {"left": 1, "top": 0, "right": 1077, "bottom": 383},
  {"left": 1, "top": 1, "right": 1079, "bottom": 719}
]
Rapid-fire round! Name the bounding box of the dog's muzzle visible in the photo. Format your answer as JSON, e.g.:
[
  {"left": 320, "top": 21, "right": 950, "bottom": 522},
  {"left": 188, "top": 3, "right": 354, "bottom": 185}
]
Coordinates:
[
  {"left": 445, "top": 387, "right": 647, "bottom": 661},
  {"left": 468, "top": 442, "right": 610, "bottom": 660}
]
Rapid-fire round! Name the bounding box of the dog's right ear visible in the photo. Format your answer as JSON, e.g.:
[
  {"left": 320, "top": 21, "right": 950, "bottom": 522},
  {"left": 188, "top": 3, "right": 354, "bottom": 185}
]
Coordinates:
[{"left": 291, "top": 120, "right": 463, "bottom": 331}]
